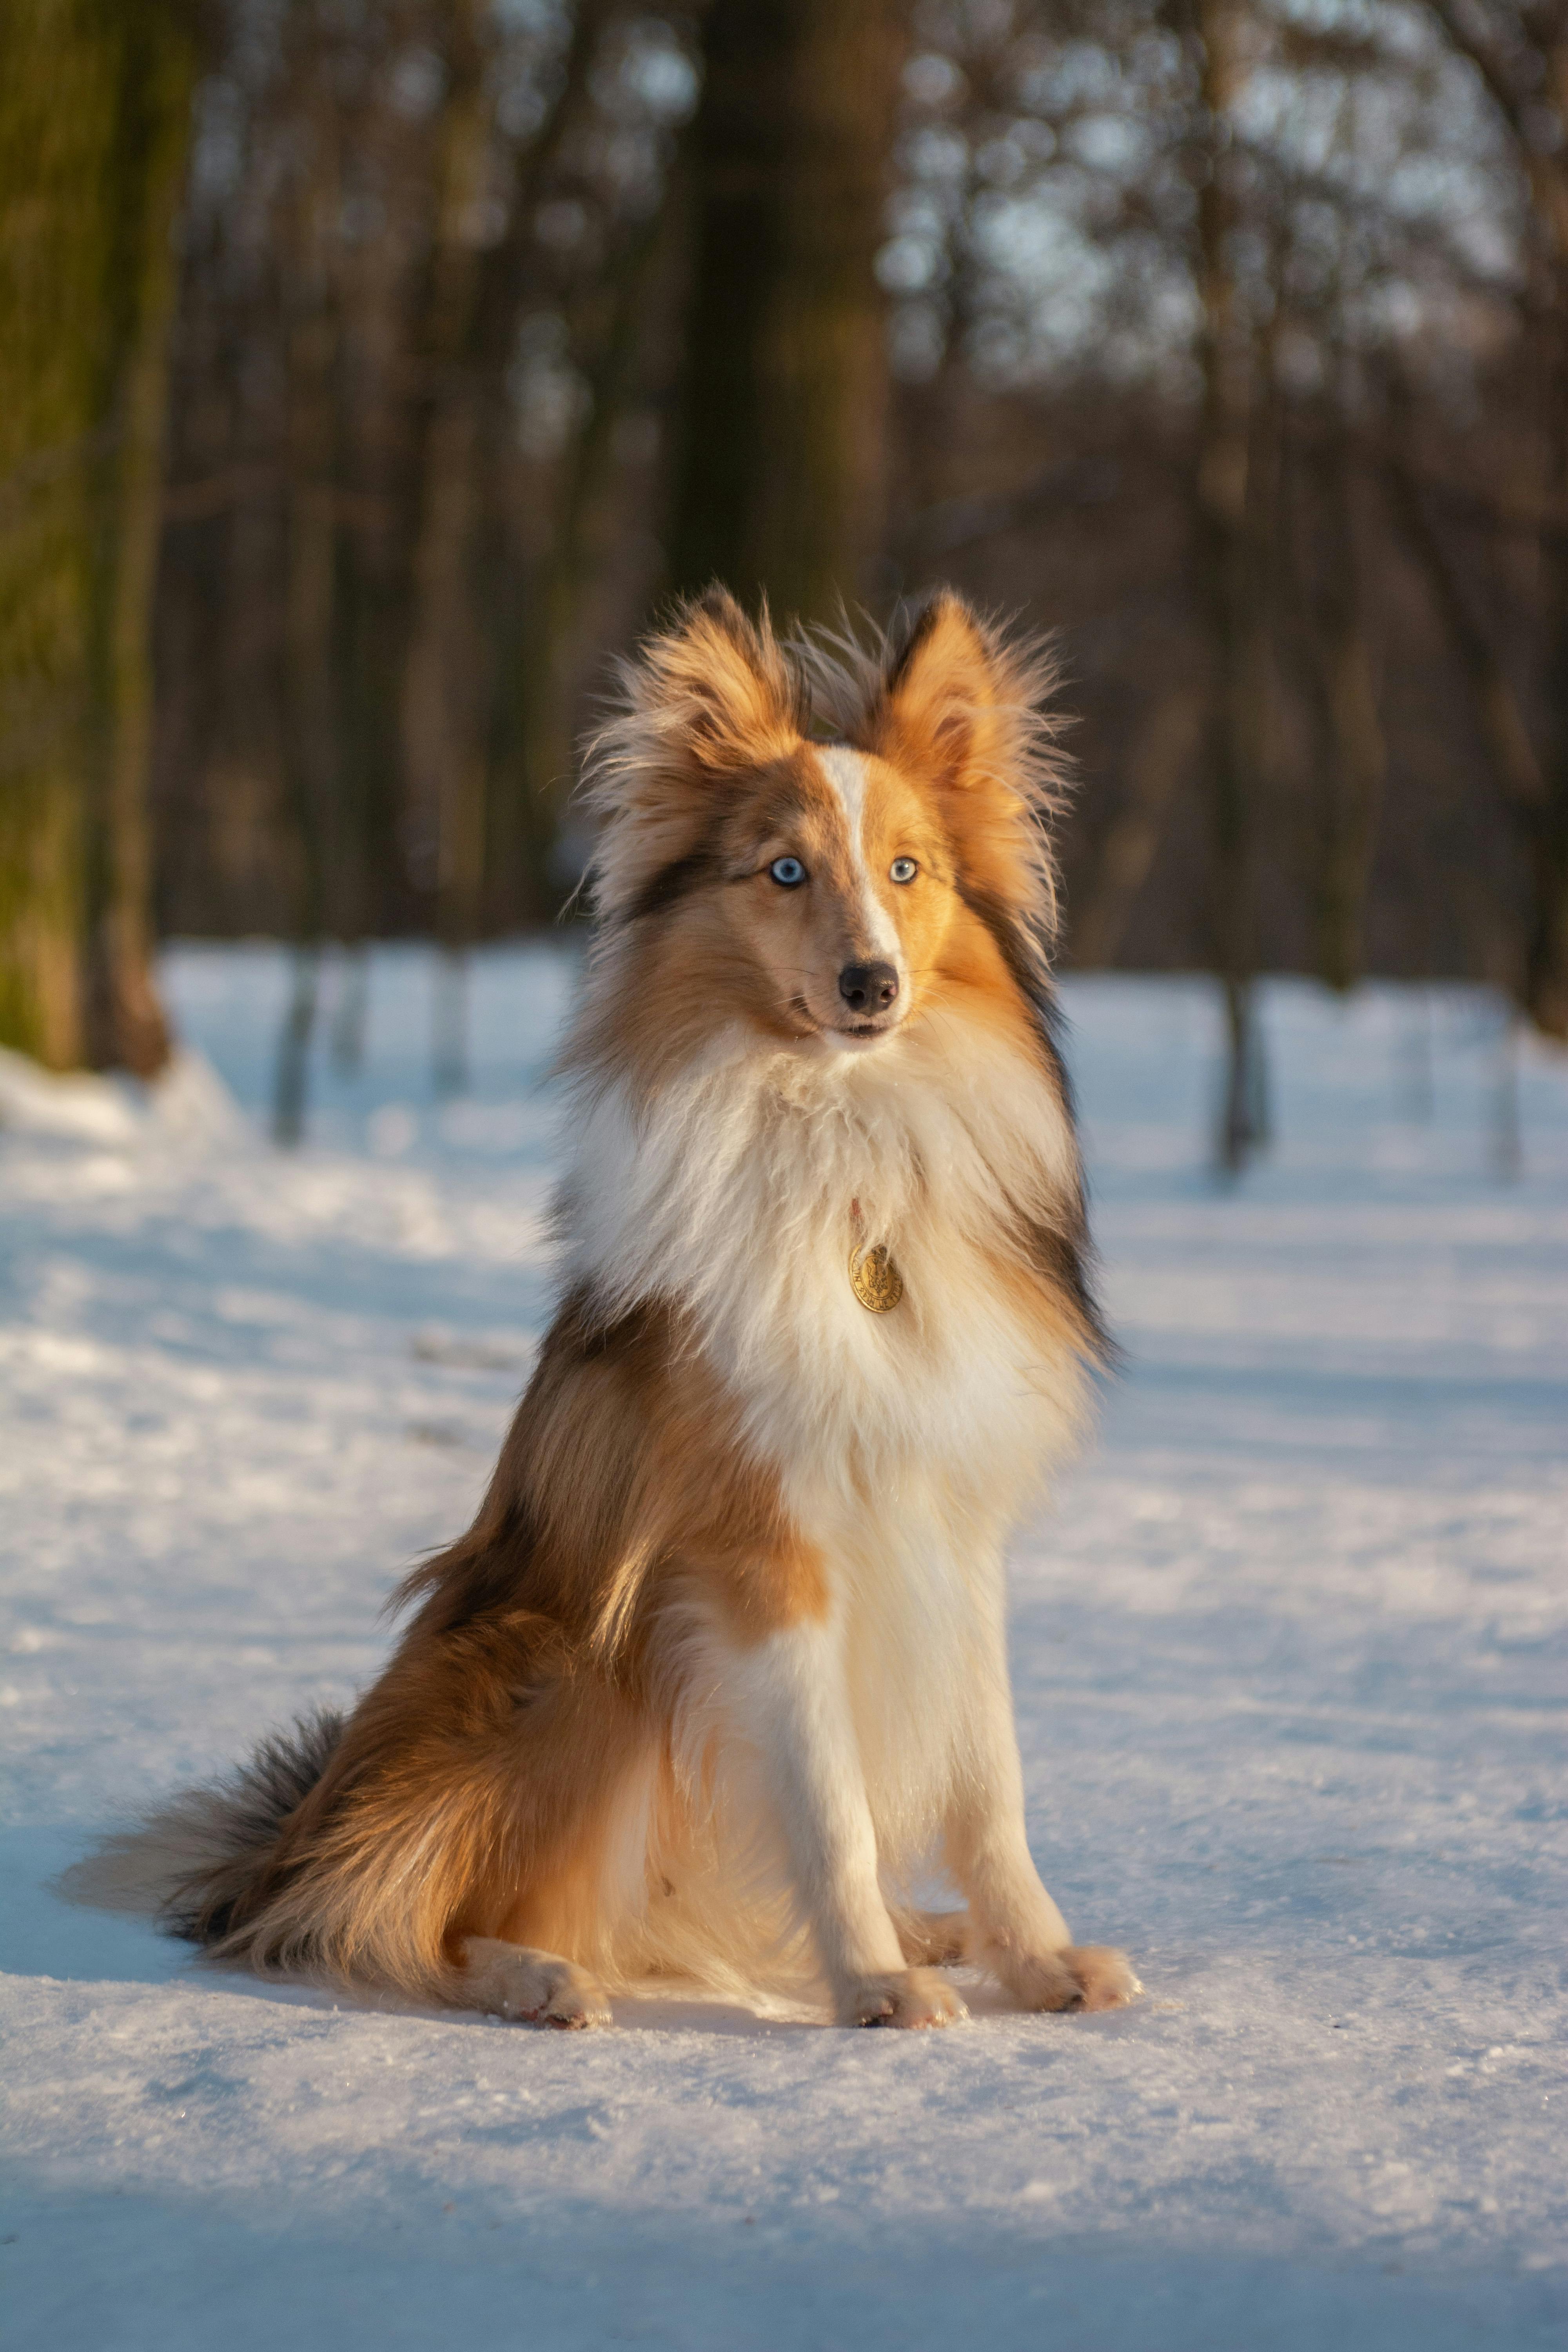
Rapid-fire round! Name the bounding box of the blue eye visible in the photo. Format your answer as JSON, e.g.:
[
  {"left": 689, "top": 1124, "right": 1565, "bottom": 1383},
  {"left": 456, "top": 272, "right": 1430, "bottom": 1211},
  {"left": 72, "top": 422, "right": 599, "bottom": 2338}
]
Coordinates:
[
  {"left": 890, "top": 857, "right": 918, "bottom": 884},
  {"left": 769, "top": 856, "right": 806, "bottom": 887}
]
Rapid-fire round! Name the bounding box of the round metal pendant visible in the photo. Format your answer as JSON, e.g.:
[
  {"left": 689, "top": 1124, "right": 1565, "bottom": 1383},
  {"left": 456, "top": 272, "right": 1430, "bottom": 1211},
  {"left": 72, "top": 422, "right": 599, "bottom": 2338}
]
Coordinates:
[{"left": 849, "top": 1242, "right": 904, "bottom": 1314}]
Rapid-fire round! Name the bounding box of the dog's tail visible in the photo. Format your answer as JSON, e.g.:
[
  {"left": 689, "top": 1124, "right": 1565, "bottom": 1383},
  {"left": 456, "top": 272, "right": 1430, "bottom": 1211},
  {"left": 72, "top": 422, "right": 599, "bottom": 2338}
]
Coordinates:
[{"left": 56, "top": 1707, "right": 345, "bottom": 1944}]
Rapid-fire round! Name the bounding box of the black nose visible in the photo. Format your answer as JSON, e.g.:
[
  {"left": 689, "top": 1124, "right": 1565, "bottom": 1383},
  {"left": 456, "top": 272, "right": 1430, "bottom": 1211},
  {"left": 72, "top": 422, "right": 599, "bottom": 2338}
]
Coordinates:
[{"left": 838, "top": 961, "right": 899, "bottom": 1015}]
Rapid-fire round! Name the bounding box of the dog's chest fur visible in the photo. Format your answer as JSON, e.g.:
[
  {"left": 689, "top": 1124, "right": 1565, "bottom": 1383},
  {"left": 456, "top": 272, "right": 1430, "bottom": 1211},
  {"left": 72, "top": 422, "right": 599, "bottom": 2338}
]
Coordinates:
[
  {"left": 568, "top": 1012, "right": 1086, "bottom": 1477},
  {"left": 564, "top": 1009, "right": 1091, "bottom": 1844}
]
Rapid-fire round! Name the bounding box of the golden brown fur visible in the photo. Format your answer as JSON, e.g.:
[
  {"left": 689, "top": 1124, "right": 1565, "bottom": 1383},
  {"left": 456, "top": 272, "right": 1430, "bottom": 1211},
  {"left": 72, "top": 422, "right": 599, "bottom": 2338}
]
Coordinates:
[{"left": 67, "top": 588, "right": 1138, "bottom": 2029}]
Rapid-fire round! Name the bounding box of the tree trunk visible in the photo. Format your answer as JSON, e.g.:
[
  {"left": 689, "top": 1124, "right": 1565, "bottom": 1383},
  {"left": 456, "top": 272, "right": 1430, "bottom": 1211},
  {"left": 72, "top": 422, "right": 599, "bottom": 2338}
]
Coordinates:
[
  {"left": 0, "top": 0, "right": 194, "bottom": 1074},
  {"left": 85, "top": 7, "right": 196, "bottom": 1077},
  {"left": 1070, "top": 685, "right": 1206, "bottom": 969},
  {"left": 1422, "top": 2, "right": 1568, "bottom": 1034},
  {"left": 1308, "top": 423, "right": 1387, "bottom": 994},
  {"left": 1382, "top": 458, "right": 1544, "bottom": 800},
  {"left": 1185, "top": 0, "right": 1271, "bottom": 1171},
  {"left": 469, "top": 0, "right": 615, "bottom": 928},
  {"left": 513, "top": 184, "right": 682, "bottom": 904},
  {"left": 272, "top": 56, "right": 344, "bottom": 1145},
  {"left": 668, "top": 0, "right": 906, "bottom": 625},
  {"left": 1528, "top": 240, "right": 1568, "bottom": 1037},
  {"left": 401, "top": 0, "right": 494, "bottom": 1014}
]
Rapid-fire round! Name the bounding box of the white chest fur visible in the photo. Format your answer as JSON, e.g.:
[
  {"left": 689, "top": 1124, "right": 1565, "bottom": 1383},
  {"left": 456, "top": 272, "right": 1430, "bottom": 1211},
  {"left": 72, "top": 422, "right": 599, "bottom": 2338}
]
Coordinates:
[
  {"left": 564, "top": 1011, "right": 1088, "bottom": 1490},
  {"left": 564, "top": 1012, "right": 1091, "bottom": 1850}
]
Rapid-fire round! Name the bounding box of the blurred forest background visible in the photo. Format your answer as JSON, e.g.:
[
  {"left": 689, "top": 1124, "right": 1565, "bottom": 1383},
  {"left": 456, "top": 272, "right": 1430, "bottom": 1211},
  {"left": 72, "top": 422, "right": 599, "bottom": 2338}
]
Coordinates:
[{"left": 1, "top": 0, "right": 1565, "bottom": 1161}]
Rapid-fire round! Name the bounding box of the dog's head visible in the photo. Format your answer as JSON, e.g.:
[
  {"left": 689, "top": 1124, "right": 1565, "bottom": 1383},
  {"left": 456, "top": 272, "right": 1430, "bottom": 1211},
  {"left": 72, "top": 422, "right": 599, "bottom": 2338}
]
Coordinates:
[{"left": 577, "top": 588, "right": 1069, "bottom": 1077}]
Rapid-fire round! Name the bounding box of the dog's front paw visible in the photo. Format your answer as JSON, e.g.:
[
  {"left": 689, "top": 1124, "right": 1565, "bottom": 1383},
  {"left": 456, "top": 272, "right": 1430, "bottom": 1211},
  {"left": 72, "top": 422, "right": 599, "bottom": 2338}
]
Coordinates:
[
  {"left": 460, "top": 1937, "right": 612, "bottom": 2029},
  {"left": 843, "top": 1967, "right": 968, "bottom": 2029},
  {"left": 521, "top": 1962, "right": 613, "bottom": 2030},
  {"left": 995, "top": 1942, "right": 1141, "bottom": 2013}
]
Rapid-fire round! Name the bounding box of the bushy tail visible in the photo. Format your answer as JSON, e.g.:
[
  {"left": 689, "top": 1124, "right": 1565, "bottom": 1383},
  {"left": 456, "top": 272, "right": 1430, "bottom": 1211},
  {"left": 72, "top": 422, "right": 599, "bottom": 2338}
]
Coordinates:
[{"left": 56, "top": 1707, "right": 345, "bottom": 1944}]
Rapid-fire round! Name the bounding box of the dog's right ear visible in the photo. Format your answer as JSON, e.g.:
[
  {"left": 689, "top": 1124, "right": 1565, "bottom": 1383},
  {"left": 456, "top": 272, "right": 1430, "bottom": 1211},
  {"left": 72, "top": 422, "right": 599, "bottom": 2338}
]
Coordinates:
[
  {"left": 581, "top": 588, "right": 807, "bottom": 921},
  {"left": 654, "top": 589, "right": 806, "bottom": 775}
]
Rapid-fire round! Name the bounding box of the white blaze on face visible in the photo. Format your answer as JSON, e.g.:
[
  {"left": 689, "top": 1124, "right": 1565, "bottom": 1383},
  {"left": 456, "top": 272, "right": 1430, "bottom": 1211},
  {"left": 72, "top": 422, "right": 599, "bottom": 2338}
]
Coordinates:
[{"left": 815, "top": 745, "right": 902, "bottom": 970}]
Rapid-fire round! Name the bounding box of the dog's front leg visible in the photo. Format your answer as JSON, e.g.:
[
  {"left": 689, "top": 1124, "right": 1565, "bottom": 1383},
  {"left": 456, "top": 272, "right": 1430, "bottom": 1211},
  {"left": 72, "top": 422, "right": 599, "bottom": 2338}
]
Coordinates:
[
  {"left": 945, "top": 1624, "right": 1140, "bottom": 2014},
  {"left": 728, "top": 1619, "right": 965, "bottom": 2028}
]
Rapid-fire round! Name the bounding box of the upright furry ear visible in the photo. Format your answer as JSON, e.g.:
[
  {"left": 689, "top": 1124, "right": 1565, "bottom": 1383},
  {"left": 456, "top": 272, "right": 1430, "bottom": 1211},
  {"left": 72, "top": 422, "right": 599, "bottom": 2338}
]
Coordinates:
[
  {"left": 866, "top": 593, "right": 1056, "bottom": 796},
  {"left": 651, "top": 588, "right": 805, "bottom": 776},
  {"left": 855, "top": 592, "right": 1069, "bottom": 958},
  {"left": 582, "top": 588, "right": 807, "bottom": 922},
  {"left": 872, "top": 595, "right": 1011, "bottom": 789}
]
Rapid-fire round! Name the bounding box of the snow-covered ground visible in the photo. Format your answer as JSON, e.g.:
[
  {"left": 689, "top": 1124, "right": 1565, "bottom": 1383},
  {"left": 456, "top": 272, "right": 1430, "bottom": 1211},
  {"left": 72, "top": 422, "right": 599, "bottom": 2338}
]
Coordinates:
[{"left": 2, "top": 946, "right": 1565, "bottom": 2350}]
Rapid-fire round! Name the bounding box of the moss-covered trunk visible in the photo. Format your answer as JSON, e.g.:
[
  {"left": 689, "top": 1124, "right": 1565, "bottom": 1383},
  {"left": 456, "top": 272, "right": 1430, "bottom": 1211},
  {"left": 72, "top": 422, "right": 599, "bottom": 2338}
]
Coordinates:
[{"left": 0, "top": 0, "right": 195, "bottom": 1073}]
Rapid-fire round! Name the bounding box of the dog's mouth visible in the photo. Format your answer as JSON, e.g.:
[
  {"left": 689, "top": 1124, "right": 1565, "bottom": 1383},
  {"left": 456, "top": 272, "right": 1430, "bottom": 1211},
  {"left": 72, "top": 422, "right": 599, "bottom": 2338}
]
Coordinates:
[
  {"left": 785, "top": 997, "right": 907, "bottom": 1054},
  {"left": 786, "top": 997, "right": 902, "bottom": 1049}
]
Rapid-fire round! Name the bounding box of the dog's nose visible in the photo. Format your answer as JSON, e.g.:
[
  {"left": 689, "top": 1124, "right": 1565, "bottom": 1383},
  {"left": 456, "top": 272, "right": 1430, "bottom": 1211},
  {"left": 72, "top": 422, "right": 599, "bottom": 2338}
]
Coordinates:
[{"left": 838, "top": 961, "right": 899, "bottom": 1015}]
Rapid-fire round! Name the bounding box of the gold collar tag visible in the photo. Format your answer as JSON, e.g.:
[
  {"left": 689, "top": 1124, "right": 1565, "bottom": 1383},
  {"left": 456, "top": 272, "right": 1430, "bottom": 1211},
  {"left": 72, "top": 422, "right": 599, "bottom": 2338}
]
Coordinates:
[{"left": 849, "top": 1242, "right": 904, "bottom": 1314}]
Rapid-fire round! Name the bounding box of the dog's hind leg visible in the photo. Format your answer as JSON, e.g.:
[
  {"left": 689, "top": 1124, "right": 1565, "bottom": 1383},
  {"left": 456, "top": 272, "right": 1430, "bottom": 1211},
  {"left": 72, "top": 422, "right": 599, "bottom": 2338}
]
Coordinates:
[{"left": 457, "top": 1936, "right": 612, "bottom": 2029}]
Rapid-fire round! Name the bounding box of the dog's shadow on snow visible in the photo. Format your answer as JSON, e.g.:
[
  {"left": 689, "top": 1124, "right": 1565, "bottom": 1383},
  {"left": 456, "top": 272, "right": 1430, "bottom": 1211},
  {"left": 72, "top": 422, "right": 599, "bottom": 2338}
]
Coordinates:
[{"left": 5, "top": 1827, "right": 191, "bottom": 1987}]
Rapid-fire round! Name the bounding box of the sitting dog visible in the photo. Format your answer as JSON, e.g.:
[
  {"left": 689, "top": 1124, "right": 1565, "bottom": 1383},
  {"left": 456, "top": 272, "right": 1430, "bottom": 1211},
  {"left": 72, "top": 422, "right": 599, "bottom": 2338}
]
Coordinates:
[{"left": 79, "top": 588, "right": 1138, "bottom": 2028}]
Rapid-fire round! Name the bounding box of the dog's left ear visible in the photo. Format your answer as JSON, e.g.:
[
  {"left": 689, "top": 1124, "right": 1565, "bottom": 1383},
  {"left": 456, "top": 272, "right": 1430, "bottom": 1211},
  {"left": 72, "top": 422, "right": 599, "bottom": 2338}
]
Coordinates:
[
  {"left": 864, "top": 593, "right": 1018, "bottom": 792},
  {"left": 856, "top": 590, "right": 1068, "bottom": 950}
]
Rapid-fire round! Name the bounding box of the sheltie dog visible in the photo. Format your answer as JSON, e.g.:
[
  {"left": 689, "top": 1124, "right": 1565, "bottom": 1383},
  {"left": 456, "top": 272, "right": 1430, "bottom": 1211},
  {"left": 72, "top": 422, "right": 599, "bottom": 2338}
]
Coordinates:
[{"left": 74, "top": 587, "right": 1139, "bottom": 2029}]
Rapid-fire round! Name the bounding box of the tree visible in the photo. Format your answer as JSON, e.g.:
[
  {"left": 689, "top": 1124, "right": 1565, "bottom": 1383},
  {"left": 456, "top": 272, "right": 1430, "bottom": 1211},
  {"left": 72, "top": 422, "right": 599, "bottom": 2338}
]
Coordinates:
[
  {"left": 668, "top": 0, "right": 907, "bottom": 625},
  {"left": 1176, "top": 0, "right": 1276, "bottom": 1169},
  {"left": 0, "top": 0, "right": 197, "bottom": 1074},
  {"left": 1422, "top": 0, "right": 1568, "bottom": 1036}
]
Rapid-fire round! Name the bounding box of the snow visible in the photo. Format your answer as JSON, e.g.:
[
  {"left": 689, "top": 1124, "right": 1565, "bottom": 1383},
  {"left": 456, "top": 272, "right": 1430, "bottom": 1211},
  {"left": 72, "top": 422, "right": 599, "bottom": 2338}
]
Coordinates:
[{"left": 2, "top": 945, "right": 1565, "bottom": 2350}]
